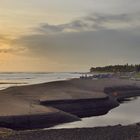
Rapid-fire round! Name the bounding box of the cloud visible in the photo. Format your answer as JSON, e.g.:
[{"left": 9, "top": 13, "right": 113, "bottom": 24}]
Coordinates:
[
  {"left": 0, "top": 47, "right": 26, "bottom": 54},
  {"left": 1, "top": 0, "right": 140, "bottom": 71},
  {"left": 0, "top": 34, "right": 12, "bottom": 43},
  {"left": 14, "top": 12, "right": 140, "bottom": 66},
  {"left": 0, "top": 34, "right": 26, "bottom": 54},
  {"left": 35, "top": 12, "right": 140, "bottom": 35},
  {"left": 15, "top": 31, "right": 140, "bottom": 65}
]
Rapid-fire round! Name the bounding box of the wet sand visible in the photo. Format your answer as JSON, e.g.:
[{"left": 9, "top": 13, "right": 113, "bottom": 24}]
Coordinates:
[
  {"left": 0, "top": 78, "right": 140, "bottom": 129},
  {"left": 1, "top": 123, "right": 140, "bottom": 140}
]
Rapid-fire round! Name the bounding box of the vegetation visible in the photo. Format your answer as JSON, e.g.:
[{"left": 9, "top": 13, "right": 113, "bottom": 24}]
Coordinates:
[
  {"left": 134, "top": 72, "right": 140, "bottom": 78},
  {"left": 90, "top": 64, "right": 140, "bottom": 73}
]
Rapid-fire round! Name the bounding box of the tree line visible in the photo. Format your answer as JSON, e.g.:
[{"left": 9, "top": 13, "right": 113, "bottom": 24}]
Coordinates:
[{"left": 90, "top": 64, "right": 140, "bottom": 73}]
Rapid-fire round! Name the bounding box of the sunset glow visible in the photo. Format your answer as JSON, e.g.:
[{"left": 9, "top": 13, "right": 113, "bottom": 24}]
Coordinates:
[{"left": 0, "top": 0, "right": 140, "bottom": 72}]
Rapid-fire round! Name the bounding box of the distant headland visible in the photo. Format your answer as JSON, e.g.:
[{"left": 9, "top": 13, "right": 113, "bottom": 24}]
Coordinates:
[{"left": 90, "top": 64, "right": 140, "bottom": 73}]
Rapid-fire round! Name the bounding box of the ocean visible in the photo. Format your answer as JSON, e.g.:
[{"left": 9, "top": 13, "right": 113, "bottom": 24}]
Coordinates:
[{"left": 0, "top": 72, "right": 81, "bottom": 90}]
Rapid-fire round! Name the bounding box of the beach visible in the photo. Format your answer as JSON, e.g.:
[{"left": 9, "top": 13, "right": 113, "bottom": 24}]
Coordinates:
[
  {"left": 0, "top": 77, "right": 140, "bottom": 139},
  {"left": 0, "top": 77, "right": 140, "bottom": 130}
]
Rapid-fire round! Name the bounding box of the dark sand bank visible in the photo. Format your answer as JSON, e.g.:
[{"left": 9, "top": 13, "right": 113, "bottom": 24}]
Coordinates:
[
  {"left": 0, "top": 109, "right": 80, "bottom": 130},
  {"left": 1, "top": 123, "right": 140, "bottom": 140},
  {"left": 0, "top": 78, "right": 140, "bottom": 129},
  {"left": 40, "top": 98, "right": 118, "bottom": 118}
]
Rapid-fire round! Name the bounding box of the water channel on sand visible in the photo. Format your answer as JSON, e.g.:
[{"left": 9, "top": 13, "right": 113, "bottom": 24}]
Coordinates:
[{"left": 51, "top": 97, "right": 140, "bottom": 129}]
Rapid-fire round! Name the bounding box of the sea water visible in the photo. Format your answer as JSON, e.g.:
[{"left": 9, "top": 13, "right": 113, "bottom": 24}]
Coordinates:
[{"left": 0, "top": 72, "right": 81, "bottom": 90}]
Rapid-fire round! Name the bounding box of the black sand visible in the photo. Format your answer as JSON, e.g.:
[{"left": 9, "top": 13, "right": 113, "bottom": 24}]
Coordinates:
[
  {"left": 1, "top": 123, "right": 140, "bottom": 140},
  {"left": 0, "top": 78, "right": 140, "bottom": 129}
]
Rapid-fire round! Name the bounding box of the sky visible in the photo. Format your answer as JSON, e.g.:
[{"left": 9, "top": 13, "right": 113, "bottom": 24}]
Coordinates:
[{"left": 0, "top": 0, "right": 140, "bottom": 72}]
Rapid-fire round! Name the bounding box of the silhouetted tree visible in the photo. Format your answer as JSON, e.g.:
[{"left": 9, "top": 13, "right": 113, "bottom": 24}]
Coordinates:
[{"left": 90, "top": 64, "right": 140, "bottom": 73}]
